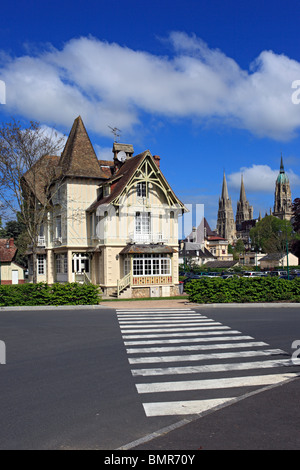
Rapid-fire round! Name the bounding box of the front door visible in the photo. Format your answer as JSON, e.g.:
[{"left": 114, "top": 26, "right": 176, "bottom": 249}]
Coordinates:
[
  {"left": 12, "top": 270, "right": 19, "bottom": 284},
  {"left": 72, "top": 253, "right": 90, "bottom": 281}
]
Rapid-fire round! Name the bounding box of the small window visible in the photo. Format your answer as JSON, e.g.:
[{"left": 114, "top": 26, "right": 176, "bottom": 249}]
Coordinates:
[
  {"left": 137, "top": 182, "right": 146, "bottom": 197},
  {"left": 37, "top": 255, "right": 45, "bottom": 275}
]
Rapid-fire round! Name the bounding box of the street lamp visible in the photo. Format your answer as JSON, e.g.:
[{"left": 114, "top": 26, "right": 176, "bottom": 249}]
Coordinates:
[{"left": 279, "top": 229, "right": 290, "bottom": 280}]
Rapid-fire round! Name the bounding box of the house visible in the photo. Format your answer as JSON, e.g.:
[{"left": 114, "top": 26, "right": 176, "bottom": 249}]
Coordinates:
[
  {"left": 24, "top": 116, "right": 187, "bottom": 298},
  {"left": 184, "top": 218, "right": 233, "bottom": 263},
  {"left": 238, "top": 252, "right": 266, "bottom": 267},
  {"left": 0, "top": 238, "right": 25, "bottom": 285},
  {"left": 259, "top": 253, "right": 299, "bottom": 269},
  {"left": 178, "top": 241, "right": 215, "bottom": 266}
]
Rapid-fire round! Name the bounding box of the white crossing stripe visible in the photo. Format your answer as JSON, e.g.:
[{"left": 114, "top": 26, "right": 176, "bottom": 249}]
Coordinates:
[
  {"left": 122, "top": 328, "right": 238, "bottom": 339},
  {"left": 117, "top": 308, "right": 299, "bottom": 417},
  {"left": 143, "top": 398, "right": 235, "bottom": 417},
  {"left": 136, "top": 373, "right": 299, "bottom": 394},
  {"left": 124, "top": 335, "right": 254, "bottom": 345},
  {"left": 128, "top": 348, "right": 284, "bottom": 364},
  {"left": 131, "top": 359, "right": 292, "bottom": 377},
  {"left": 126, "top": 341, "right": 268, "bottom": 354}
]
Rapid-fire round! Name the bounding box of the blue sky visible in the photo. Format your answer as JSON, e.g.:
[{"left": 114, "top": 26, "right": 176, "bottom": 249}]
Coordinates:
[{"left": 1, "top": 0, "right": 300, "bottom": 231}]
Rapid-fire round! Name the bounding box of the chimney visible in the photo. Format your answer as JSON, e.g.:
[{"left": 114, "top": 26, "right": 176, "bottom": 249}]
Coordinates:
[
  {"left": 153, "top": 155, "right": 160, "bottom": 168},
  {"left": 7, "top": 238, "right": 14, "bottom": 248},
  {"left": 112, "top": 142, "right": 134, "bottom": 174}
]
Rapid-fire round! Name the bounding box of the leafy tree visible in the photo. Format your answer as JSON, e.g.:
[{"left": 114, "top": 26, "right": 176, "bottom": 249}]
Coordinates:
[
  {"left": 249, "top": 215, "right": 293, "bottom": 254},
  {"left": 0, "top": 119, "right": 65, "bottom": 281}
]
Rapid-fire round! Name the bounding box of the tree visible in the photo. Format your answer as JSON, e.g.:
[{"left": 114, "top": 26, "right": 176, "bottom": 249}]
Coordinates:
[
  {"left": 249, "top": 215, "right": 293, "bottom": 254},
  {"left": 291, "top": 198, "right": 300, "bottom": 259},
  {"left": 0, "top": 119, "right": 65, "bottom": 282}
]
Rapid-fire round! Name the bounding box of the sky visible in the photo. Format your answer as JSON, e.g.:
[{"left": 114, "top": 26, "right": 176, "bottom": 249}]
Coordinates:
[{"left": 0, "top": 0, "right": 300, "bottom": 232}]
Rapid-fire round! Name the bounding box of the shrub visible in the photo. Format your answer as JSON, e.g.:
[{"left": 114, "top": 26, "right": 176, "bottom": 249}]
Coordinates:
[
  {"left": 0, "top": 282, "right": 101, "bottom": 307},
  {"left": 185, "top": 277, "right": 300, "bottom": 303}
]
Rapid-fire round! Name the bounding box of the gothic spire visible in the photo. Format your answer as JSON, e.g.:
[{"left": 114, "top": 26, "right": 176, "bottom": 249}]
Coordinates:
[
  {"left": 221, "top": 171, "right": 229, "bottom": 200},
  {"left": 239, "top": 174, "right": 247, "bottom": 202}
]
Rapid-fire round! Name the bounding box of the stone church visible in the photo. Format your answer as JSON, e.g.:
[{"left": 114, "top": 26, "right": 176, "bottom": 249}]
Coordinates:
[{"left": 216, "top": 156, "right": 293, "bottom": 243}]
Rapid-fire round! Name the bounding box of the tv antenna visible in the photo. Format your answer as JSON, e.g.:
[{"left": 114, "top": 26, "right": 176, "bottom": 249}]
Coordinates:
[{"left": 108, "top": 126, "right": 121, "bottom": 142}]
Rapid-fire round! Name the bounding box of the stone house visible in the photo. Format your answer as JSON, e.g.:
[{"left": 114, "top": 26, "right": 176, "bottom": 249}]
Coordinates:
[
  {"left": 24, "top": 116, "right": 187, "bottom": 298},
  {"left": 0, "top": 238, "right": 25, "bottom": 285}
]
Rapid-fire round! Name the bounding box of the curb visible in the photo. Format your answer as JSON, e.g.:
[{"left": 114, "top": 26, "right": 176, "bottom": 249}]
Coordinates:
[{"left": 0, "top": 302, "right": 299, "bottom": 311}]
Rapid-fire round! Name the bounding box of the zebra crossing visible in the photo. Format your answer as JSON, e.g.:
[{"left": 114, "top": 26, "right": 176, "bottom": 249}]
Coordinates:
[{"left": 117, "top": 308, "right": 300, "bottom": 417}]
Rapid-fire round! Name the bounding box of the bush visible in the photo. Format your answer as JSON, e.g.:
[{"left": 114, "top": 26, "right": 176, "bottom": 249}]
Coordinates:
[
  {"left": 185, "top": 277, "right": 300, "bottom": 303},
  {"left": 0, "top": 282, "right": 101, "bottom": 307}
]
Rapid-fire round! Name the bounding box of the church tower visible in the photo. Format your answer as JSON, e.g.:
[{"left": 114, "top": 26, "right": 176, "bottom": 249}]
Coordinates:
[
  {"left": 273, "top": 155, "right": 293, "bottom": 220},
  {"left": 236, "top": 175, "right": 253, "bottom": 225},
  {"left": 216, "top": 172, "right": 236, "bottom": 243}
]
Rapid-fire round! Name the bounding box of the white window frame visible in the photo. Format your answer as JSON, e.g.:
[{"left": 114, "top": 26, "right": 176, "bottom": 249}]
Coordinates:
[
  {"left": 37, "top": 254, "right": 45, "bottom": 275},
  {"left": 137, "top": 182, "right": 146, "bottom": 197},
  {"left": 132, "top": 254, "right": 171, "bottom": 276}
]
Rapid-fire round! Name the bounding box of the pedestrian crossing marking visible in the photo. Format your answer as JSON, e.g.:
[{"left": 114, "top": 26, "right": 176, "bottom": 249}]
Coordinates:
[{"left": 117, "top": 308, "right": 300, "bottom": 417}]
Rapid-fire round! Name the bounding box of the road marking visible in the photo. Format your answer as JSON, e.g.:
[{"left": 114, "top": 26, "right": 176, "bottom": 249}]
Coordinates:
[
  {"left": 143, "top": 398, "right": 235, "bottom": 417},
  {"left": 128, "top": 348, "right": 284, "bottom": 364},
  {"left": 124, "top": 335, "right": 254, "bottom": 345},
  {"left": 126, "top": 341, "right": 268, "bottom": 354},
  {"left": 136, "top": 373, "right": 299, "bottom": 394},
  {"left": 131, "top": 359, "right": 292, "bottom": 376},
  {"left": 116, "top": 308, "right": 299, "bottom": 418}
]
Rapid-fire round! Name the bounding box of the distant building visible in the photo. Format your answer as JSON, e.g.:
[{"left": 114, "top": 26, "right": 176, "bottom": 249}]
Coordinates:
[
  {"left": 260, "top": 252, "right": 298, "bottom": 269},
  {"left": 0, "top": 238, "right": 25, "bottom": 285},
  {"left": 273, "top": 155, "right": 293, "bottom": 220},
  {"left": 216, "top": 172, "right": 236, "bottom": 243}
]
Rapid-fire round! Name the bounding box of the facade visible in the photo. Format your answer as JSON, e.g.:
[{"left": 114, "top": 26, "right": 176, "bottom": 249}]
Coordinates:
[
  {"left": 183, "top": 217, "right": 233, "bottom": 263},
  {"left": 236, "top": 175, "right": 254, "bottom": 241},
  {"left": 273, "top": 156, "right": 293, "bottom": 220},
  {"left": 24, "top": 116, "right": 186, "bottom": 298},
  {"left": 216, "top": 172, "right": 236, "bottom": 243},
  {"left": 0, "top": 238, "right": 25, "bottom": 285},
  {"left": 260, "top": 252, "right": 299, "bottom": 269}
]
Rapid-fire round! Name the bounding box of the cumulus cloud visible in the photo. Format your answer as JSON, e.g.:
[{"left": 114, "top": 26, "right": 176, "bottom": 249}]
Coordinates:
[
  {"left": 228, "top": 164, "right": 300, "bottom": 193},
  {"left": 1, "top": 33, "right": 300, "bottom": 139}
]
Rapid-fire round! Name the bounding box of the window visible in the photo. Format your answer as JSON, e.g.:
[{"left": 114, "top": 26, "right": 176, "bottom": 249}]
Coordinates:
[
  {"left": 132, "top": 254, "right": 171, "bottom": 276},
  {"left": 135, "top": 212, "right": 151, "bottom": 235},
  {"left": 137, "top": 182, "right": 146, "bottom": 197},
  {"left": 55, "top": 216, "right": 61, "bottom": 238},
  {"left": 37, "top": 255, "right": 45, "bottom": 275}
]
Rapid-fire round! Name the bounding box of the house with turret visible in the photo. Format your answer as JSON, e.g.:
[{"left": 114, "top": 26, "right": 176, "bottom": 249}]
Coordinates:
[{"left": 24, "top": 116, "right": 186, "bottom": 298}]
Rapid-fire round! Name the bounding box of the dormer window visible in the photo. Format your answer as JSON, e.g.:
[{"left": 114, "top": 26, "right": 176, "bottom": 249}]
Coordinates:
[
  {"left": 104, "top": 185, "right": 111, "bottom": 197},
  {"left": 137, "top": 182, "right": 146, "bottom": 197}
]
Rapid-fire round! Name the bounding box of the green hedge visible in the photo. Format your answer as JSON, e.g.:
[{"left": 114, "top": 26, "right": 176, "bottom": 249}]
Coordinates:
[
  {"left": 184, "top": 277, "right": 300, "bottom": 303},
  {"left": 0, "top": 283, "right": 101, "bottom": 307}
]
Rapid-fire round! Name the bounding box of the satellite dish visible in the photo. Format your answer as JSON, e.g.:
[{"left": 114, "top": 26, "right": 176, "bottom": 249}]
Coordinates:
[{"left": 117, "top": 151, "right": 126, "bottom": 162}]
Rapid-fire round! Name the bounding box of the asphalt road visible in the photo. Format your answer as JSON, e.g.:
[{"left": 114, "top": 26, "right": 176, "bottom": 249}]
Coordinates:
[{"left": 0, "top": 304, "right": 299, "bottom": 450}]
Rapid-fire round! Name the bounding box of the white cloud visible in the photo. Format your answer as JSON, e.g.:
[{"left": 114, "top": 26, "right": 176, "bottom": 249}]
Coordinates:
[
  {"left": 228, "top": 164, "right": 300, "bottom": 193},
  {"left": 2, "top": 33, "right": 300, "bottom": 139}
]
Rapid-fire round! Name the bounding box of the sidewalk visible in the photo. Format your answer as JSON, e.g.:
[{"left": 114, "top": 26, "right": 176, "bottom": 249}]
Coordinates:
[{"left": 100, "top": 298, "right": 190, "bottom": 309}]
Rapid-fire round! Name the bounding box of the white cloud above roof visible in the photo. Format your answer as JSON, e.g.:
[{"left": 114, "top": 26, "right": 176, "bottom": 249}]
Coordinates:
[{"left": 2, "top": 32, "right": 300, "bottom": 140}]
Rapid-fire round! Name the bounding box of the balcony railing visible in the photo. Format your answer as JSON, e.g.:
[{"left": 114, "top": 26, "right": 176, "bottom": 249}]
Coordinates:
[
  {"left": 129, "top": 233, "right": 168, "bottom": 244},
  {"left": 38, "top": 236, "right": 46, "bottom": 246}
]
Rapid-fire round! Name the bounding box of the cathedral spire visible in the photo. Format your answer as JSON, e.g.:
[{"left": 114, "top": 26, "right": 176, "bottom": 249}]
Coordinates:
[
  {"left": 280, "top": 153, "right": 284, "bottom": 173},
  {"left": 273, "top": 154, "right": 292, "bottom": 220},
  {"left": 239, "top": 174, "right": 247, "bottom": 203},
  {"left": 221, "top": 171, "right": 229, "bottom": 200}
]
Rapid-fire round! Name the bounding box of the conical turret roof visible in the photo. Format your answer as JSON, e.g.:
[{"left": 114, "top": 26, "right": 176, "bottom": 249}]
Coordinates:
[{"left": 59, "top": 116, "right": 103, "bottom": 178}]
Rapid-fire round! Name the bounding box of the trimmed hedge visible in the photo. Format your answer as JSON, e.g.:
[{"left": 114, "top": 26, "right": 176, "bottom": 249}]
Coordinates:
[
  {"left": 0, "top": 282, "right": 101, "bottom": 307},
  {"left": 184, "top": 277, "right": 300, "bottom": 303}
]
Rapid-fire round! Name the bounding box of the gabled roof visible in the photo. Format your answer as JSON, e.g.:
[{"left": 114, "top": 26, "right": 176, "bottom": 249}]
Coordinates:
[
  {"left": 0, "top": 239, "right": 17, "bottom": 263},
  {"left": 22, "top": 155, "right": 60, "bottom": 205},
  {"left": 59, "top": 116, "right": 105, "bottom": 179},
  {"left": 87, "top": 150, "right": 186, "bottom": 212}
]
